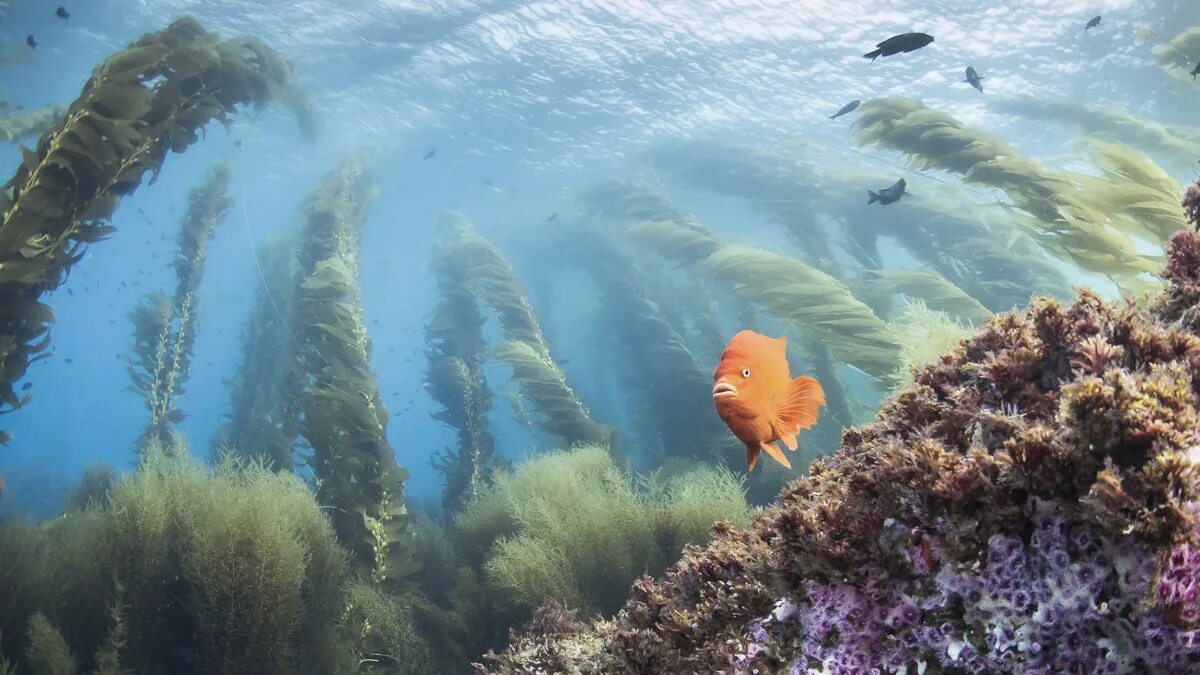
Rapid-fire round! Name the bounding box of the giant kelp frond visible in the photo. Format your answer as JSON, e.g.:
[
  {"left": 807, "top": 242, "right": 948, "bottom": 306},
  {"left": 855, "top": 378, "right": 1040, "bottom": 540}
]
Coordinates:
[
  {"left": 992, "top": 95, "right": 1200, "bottom": 169},
  {"left": 699, "top": 245, "right": 901, "bottom": 379},
  {"left": 625, "top": 218, "right": 723, "bottom": 266},
  {"left": 863, "top": 268, "right": 992, "bottom": 325},
  {"left": 1153, "top": 27, "right": 1200, "bottom": 82},
  {"left": 493, "top": 340, "right": 611, "bottom": 448},
  {"left": 648, "top": 139, "right": 823, "bottom": 204},
  {"left": 218, "top": 235, "right": 303, "bottom": 470},
  {"left": 425, "top": 214, "right": 498, "bottom": 513},
  {"left": 0, "top": 17, "right": 295, "bottom": 439},
  {"left": 575, "top": 180, "right": 683, "bottom": 223},
  {"left": 852, "top": 97, "right": 1163, "bottom": 288},
  {"left": 295, "top": 159, "right": 414, "bottom": 591},
  {"left": 1080, "top": 138, "right": 1188, "bottom": 244},
  {"left": 0, "top": 106, "right": 65, "bottom": 145},
  {"left": 127, "top": 164, "right": 232, "bottom": 451}
]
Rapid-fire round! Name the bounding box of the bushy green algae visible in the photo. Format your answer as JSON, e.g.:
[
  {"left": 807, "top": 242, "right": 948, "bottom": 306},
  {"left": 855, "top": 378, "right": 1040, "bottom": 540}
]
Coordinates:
[
  {"left": 455, "top": 446, "right": 750, "bottom": 617},
  {"left": 0, "top": 439, "right": 432, "bottom": 674}
]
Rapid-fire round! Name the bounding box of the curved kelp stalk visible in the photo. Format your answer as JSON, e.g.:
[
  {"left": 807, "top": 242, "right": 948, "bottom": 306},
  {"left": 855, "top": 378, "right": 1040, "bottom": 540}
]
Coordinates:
[
  {"left": 1079, "top": 138, "right": 1188, "bottom": 245},
  {"left": 852, "top": 97, "right": 1164, "bottom": 291},
  {"left": 629, "top": 219, "right": 901, "bottom": 380},
  {"left": 294, "top": 159, "right": 414, "bottom": 590},
  {"left": 862, "top": 269, "right": 992, "bottom": 325},
  {"left": 575, "top": 180, "right": 684, "bottom": 224},
  {"left": 0, "top": 17, "right": 296, "bottom": 437},
  {"left": 127, "top": 164, "right": 232, "bottom": 450},
  {"left": 1153, "top": 28, "right": 1200, "bottom": 83},
  {"left": 446, "top": 215, "right": 612, "bottom": 449},
  {"left": 992, "top": 95, "right": 1200, "bottom": 170},
  {"left": 0, "top": 105, "right": 66, "bottom": 144},
  {"left": 216, "top": 236, "right": 303, "bottom": 471},
  {"left": 424, "top": 216, "right": 499, "bottom": 514}
]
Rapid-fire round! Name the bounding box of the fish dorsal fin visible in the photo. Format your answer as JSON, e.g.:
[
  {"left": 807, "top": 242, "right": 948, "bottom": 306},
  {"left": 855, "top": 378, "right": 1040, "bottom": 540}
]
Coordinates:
[{"left": 774, "top": 375, "right": 826, "bottom": 434}]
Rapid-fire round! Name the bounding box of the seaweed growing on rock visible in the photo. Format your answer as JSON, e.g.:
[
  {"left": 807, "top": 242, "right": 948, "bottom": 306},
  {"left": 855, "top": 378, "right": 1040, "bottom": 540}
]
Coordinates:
[
  {"left": 480, "top": 190, "right": 1200, "bottom": 674},
  {"left": 0, "top": 17, "right": 296, "bottom": 439}
]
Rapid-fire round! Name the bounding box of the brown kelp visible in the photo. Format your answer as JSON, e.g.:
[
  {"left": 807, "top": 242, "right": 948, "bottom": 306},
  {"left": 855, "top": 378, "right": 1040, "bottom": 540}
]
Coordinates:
[
  {"left": 425, "top": 215, "right": 500, "bottom": 513},
  {"left": 992, "top": 95, "right": 1200, "bottom": 169},
  {"left": 863, "top": 268, "right": 992, "bottom": 325},
  {"left": 852, "top": 97, "right": 1166, "bottom": 289},
  {"left": 481, "top": 188, "right": 1200, "bottom": 675},
  {"left": 0, "top": 17, "right": 295, "bottom": 438},
  {"left": 0, "top": 105, "right": 65, "bottom": 144},
  {"left": 1153, "top": 27, "right": 1200, "bottom": 82},
  {"left": 295, "top": 159, "right": 414, "bottom": 589},
  {"left": 216, "top": 235, "right": 303, "bottom": 471},
  {"left": 449, "top": 215, "right": 611, "bottom": 448},
  {"left": 127, "top": 164, "right": 232, "bottom": 449}
]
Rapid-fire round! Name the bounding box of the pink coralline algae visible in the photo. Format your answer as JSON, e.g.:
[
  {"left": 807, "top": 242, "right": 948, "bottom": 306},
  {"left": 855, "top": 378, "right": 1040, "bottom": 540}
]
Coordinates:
[{"left": 479, "top": 184, "right": 1200, "bottom": 674}]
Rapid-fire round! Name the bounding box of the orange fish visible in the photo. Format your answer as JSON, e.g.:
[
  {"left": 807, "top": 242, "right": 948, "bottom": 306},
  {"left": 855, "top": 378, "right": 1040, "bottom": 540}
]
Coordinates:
[{"left": 712, "top": 330, "right": 826, "bottom": 471}]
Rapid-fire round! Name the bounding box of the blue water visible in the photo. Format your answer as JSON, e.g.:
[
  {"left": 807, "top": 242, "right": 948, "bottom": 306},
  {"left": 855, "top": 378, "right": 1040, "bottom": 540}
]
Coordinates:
[{"left": 0, "top": 0, "right": 1196, "bottom": 515}]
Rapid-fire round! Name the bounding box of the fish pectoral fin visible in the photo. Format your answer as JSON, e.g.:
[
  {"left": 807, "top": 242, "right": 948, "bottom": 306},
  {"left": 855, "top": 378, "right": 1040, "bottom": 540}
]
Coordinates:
[
  {"left": 760, "top": 442, "right": 792, "bottom": 470},
  {"left": 774, "top": 375, "right": 827, "bottom": 432},
  {"left": 746, "top": 445, "right": 761, "bottom": 471}
]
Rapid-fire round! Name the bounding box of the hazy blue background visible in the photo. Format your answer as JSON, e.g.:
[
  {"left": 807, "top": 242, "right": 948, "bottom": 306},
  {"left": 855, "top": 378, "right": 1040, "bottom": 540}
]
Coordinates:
[{"left": 0, "top": 0, "right": 1195, "bottom": 515}]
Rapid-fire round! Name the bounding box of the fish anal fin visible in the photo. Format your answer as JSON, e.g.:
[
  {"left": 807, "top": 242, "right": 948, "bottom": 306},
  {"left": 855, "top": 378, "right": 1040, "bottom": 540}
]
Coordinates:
[
  {"left": 775, "top": 376, "right": 826, "bottom": 433},
  {"left": 761, "top": 442, "right": 792, "bottom": 469},
  {"left": 779, "top": 432, "right": 798, "bottom": 451},
  {"left": 746, "top": 445, "right": 761, "bottom": 471}
]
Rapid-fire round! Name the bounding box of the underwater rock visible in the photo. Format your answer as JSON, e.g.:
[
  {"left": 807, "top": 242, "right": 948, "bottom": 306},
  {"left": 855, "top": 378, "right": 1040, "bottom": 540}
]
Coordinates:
[{"left": 479, "top": 182, "right": 1200, "bottom": 673}]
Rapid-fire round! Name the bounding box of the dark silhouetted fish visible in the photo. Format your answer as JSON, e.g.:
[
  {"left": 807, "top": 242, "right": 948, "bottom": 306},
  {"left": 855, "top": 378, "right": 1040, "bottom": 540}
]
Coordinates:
[
  {"left": 863, "top": 33, "right": 934, "bottom": 61},
  {"left": 1085, "top": 15, "right": 1101, "bottom": 30},
  {"left": 21, "top": 383, "right": 31, "bottom": 391},
  {"left": 830, "top": 99, "right": 860, "bottom": 119},
  {"left": 545, "top": 213, "right": 558, "bottom": 222},
  {"left": 26, "top": 35, "right": 36, "bottom": 50},
  {"left": 867, "top": 178, "right": 906, "bottom": 205},
  {"left": 1191, "top": 61, "right": 1199, "bottom": 79},
  {"left": 423, "top": 148, "right": 436, "bottom": 159},
  {"left": 234, "top": 140, "right": 242, "bottom": 148},
  {"left": 55, "top": 6, "right": 69, "bottom": 19},
  {"left": 964, "top": 66, "right": 984, "bottom": 93}
]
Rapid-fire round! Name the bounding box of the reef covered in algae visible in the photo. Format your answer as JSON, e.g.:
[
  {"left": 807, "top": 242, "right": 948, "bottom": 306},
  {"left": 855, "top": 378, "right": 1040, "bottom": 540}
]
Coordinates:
[{"left": 480, "top": 188, "right": 1200, "bottom": 673}]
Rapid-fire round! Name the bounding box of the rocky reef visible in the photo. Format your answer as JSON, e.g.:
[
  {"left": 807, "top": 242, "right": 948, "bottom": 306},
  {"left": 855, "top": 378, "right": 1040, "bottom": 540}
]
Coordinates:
[{"left": 479, "top": 186, "right": 1200, "bottom": 673}]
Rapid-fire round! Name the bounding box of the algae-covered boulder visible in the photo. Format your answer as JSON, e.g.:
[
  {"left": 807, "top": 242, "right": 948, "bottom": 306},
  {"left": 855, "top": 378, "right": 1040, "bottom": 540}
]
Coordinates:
[{"left": 480, "top": 187, "right": 1200, "bottom": 673}]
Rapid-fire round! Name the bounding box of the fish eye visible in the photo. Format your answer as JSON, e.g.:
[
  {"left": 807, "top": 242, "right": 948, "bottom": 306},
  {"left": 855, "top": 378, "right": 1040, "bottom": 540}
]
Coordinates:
[{"left": 741, "top": 368, "right": 751, "bottom": 378}]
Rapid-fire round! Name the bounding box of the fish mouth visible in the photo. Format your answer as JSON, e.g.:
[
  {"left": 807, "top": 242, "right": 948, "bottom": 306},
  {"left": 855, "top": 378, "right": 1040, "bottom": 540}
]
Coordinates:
[{"left": 712, "top": 382, "right": 738, "bottom": 399}]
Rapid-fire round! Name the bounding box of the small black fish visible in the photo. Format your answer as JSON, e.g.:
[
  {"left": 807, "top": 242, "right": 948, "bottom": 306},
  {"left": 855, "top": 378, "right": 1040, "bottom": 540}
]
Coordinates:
[
  {"left": 67, "top": 288, "right": 74, "bottom": 296},
  {"left": 830, "top": 99, "right": 860, "bottom": 119},
  {"left": 21, "top": 382, "right": 32, "bottom": 391},
  {"left": 863, "top": 32, "right": 934, "bottom": 61},
  {"left": 64, "top": 357, "right": 74, "bottom": 364},
  {"left": 234, "top": 140, "right": 242, "bottom": 148},
  {"left": 26, "top": 34, "right": 36, "bottom": 50},
  {"left": 1191, "top": 61, "right": 1199, "bottom": 80},
  {"left": 867, "top": 178, "right": 906, "bottom": 205},
  {"left": 55, "top": 6, "right": 69, "bottom": 19},
  {"left": 1085, "top": 15, "right": 1101, "bottom": 30},
  {"left": 423, "top": 148, "right": 436, "bottom": 159},
  {"left": 964, "top": 66, "right": 985, "bottom": 93},
  {"left": 545, "top": 213, "right": 558, "bottom": 223}
]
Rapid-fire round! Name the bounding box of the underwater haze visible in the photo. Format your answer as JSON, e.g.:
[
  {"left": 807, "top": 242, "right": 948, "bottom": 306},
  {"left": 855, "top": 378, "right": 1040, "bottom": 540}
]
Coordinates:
[{"left": 1, "top": 0, "right": 1200, "bottom": 671}]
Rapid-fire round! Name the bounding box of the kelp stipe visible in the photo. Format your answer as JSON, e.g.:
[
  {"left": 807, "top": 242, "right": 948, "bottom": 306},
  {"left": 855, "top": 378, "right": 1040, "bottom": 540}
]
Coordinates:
[
  {"left": 127, "top": 164, "right": 233, "bottom": 450},
  {"left": 217, "top": 235, "right": 304, "bottom": 471},
  {"left": 0, "top": 17, "right": 296, "bottom": 439},
  {"left": 294, "top": 159, "right": 415, "bottom": 590},
  {"left": 425, "top": 215, "right": 500, "bottom": 514}
]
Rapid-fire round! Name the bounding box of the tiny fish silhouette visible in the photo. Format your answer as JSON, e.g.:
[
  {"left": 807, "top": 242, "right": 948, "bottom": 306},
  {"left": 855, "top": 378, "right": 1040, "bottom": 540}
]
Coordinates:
[
  {"left": 863, "top": 32, "right": 934, "bottom": 61},
  {"left": 830, "top": 99, "right": 860, "bottom": 119},
  {"left": 545, "top": 213, "right": 558, "bottom": 222},
  {"left": 21, "top": 383, "right": 31, "bottom": 391},
  {"left": 1191, "top": 61, "right": 1199, "bottom": 79},
  {"left": 64, "top": 357, "right": 73, "bottom": 364},
  {"left": 423, "top": 148, "right": 436, "bottom": 159},
  {"left": 0, "top": 473, "right": 6, "bottom": 501},
  {"left": 234, "top": 140, "right": 242, "bottom": 148},
  {"left": 713, "top": 331, "right": 825, "bottom": 471},
  {"left": 1085, "top": 15, "right": 1101, "bottom": 30},
  {"left": 26, "top": 35, "right": 36, "bottom": 50},
  {"left": 964, "top": 66, "right": 985, "bottom": 93},
  {"left": 868, "top": 178, "right": 906, "bottom": 205},
  {"left": 55, "top": 6, "right": 69, "bottom": 19}
]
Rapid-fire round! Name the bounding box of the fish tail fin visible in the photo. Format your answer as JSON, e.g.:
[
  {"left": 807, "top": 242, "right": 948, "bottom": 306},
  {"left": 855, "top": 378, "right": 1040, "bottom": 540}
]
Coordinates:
[
  {"left": 863, "top": 48, "right": 882, "bottom": 61},
  {"left": 746, "top": 444, "right": 761, "bottom": 471},
  {"left": 867, "top": 190, "right": 880, "bottom": 204},
  {"left": 760, "top": 442, "right": 792, "bottom": 470},
  {"left": 775, "top": 376, "right": 826, "bottom": 436},
  {"left": 829, "top": 112, "right": 838, "bottom": 119}
]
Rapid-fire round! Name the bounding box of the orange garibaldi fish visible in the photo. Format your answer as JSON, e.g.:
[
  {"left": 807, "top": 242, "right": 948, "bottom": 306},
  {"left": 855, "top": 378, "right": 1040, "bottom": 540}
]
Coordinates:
[{"left": 712, "top": 330, "right": 826, "bottom": 471}]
